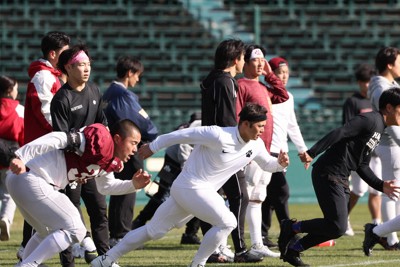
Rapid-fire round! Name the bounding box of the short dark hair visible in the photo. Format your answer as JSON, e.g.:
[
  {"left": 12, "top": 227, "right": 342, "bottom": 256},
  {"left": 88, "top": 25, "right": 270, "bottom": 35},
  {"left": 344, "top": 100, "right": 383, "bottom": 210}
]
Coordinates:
[
  {"left": 238, "top": 102, "right": 267, "bottom": 125},
  {"left": 244, "top": 44, "right": 266, "bottom": 63},
  {"left": 375, "top": 47, "right": 400, "bottom": 74},
  {"left": 116, "top": 56, "right": 144, "bottom": 79},
  {"left": 0, "top": 75, "right": 17, "bottom": 98},
  {"left": 41, "top": 31, "right": 70, "bottom": 59},
  {"left": 57, "top": 44, "right": 90, "bottom": 74},
  {"left": 354, "top": 63, "right": 376, "bottom": 82},
  {"left": 110, "top": 119, "right": 141, "bottom": 139},
  {"left": 214, "top": 39, "right": 245, "bottom": 70},
  {"left": 379, "top": 87, "right": 400, "bottom": 110}
]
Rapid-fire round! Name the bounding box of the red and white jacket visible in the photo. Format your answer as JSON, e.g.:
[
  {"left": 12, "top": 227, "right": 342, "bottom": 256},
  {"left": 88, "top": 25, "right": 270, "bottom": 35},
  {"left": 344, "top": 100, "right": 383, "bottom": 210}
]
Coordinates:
[{"left": 24, "top": 59, "right": 62, "bottom": 144}]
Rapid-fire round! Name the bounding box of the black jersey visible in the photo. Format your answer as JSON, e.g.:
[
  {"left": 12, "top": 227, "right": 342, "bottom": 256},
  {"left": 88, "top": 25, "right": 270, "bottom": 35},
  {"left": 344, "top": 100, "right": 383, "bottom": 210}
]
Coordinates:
[
  {"left": 50, "top": 82, "right": 108, "bottom": 132},
  {"left": 342, "top": 92, "right": 373, "bottom": 124},
  {"left": 308, "top": 111, "right": 385, "bottom": 192},
  {"left": 201, "top": 69, "right": 238, "bottom": 127}
]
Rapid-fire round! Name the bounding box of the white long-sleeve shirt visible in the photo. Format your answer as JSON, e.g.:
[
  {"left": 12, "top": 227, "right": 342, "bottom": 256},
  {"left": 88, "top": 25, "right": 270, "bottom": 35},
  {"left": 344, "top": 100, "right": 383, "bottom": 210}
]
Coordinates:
[
  {"left": 270, "top": 93, "right": 307, "bottom": 154},
  {"left": 149, "top": 125, "right": 285, "bottom": 190},
  {"left": 14, "top": 131, "right": 137, "bottom": 195}
]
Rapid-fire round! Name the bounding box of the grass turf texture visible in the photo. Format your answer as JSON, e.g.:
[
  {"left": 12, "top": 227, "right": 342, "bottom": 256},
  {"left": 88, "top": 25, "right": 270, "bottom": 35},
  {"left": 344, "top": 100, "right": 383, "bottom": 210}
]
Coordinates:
[{"left": 1, "top": 203, "right": 399, "bottom": 267}]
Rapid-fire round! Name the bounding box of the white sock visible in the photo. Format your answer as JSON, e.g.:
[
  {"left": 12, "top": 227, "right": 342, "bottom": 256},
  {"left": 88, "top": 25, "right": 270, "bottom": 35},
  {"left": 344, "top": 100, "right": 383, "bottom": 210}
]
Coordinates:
[
  {"left": 192, "top": 225, "right": 232, "bottom": 266},
  {"left": 246, "top": 201, "right": 262, "bottom": 245},
  {"left": 381, "top": 196, "right": 399, "bottom": 245},
  {"left": 22, "top": 233, "right": 42, "bottom": 260},
  {"left": 374, "top": 215, "right": 400, "bottom": 238},
  {"left": 107, "top": 225, "right": 152, "bottom": 261},
  {"left": 81, "top": 236, "right": 97, "bottom": 251},
  {"left": 23, "top": 230, "right": 71, "bottom": 264}
]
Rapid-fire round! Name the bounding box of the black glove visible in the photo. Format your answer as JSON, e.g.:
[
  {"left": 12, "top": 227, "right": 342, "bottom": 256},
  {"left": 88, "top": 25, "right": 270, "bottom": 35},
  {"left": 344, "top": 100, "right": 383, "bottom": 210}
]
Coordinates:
[{"left": 65, "top": 129, "right": 82, "bottom": 153}]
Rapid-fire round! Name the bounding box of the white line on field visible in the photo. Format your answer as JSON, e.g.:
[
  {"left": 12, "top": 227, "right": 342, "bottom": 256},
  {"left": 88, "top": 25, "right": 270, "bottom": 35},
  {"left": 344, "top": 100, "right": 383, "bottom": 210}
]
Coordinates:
[{"left": 319, "top": 259, "right": 400, "bottom": 267}]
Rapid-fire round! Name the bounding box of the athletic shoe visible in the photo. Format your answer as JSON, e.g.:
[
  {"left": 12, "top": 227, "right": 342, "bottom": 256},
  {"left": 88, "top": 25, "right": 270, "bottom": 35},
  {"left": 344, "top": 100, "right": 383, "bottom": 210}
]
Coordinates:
[
  {"left": 206, "top": 253, "right": 231, "bottom": 263},
  {"left": 85, "top": 250, "right": 99, "bottom": 264},
  {"left": 16, "top": 245, "right": 24, "bottom": 260},
  {"left": 363, "top": 223, "right": 380, "bottom": 256},
  {"left": 234, "top": 250, "right": 263, "bottom": 263},
  {"left": 383, "top": 242, "right": 400, "bottom": 250},
  {"left": 90, "top": 254, "right": 120, "bottom": 267},
  {"left": 218, "top": 244, "right": 235, "bottom": 261},
  {"left": 0, "top": 217, "right": 10, "bottom": 241},
  {"left": 278, "top": 219, "right": 297, "bottom": 255},
  {"left": 187, "top": 263, "right": 204, "bottom": 267},
  {"left": 109, "top": 238, "right": 122, "bottom": 248},
  {"left": 262, "top": 236, "right": 278, "bottom": 247},
  {"left": 180, "top": 233, "right": 201, "bottom": 244},
  {"left": 345, "top": 219, "right": 355, "bottom": 236},
  {"left": 249, "top": 243, "right": 280, "bottom": 258},
  {"left": 281, "top": 248, "right": 309, "bottom": 267}
]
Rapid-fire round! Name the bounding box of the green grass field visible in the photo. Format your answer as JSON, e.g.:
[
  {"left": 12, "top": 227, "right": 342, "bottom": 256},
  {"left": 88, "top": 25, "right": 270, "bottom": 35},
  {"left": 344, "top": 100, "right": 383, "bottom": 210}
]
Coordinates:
[{"left": 1, "top": 203, "right": 399, "bottom": 267}]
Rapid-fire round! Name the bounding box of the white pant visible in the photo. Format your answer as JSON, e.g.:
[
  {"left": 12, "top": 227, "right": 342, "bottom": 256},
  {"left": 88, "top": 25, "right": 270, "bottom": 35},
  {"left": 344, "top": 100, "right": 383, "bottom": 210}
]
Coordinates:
[
  {"left": 350, "top": 152, "right": 381, "bottom": 196},
  {"left": 0, "top": 169, "right": 16, "bottom": 224},
  {"left": 244, "top": 161, "right": 272, "bottom": 201},
  {"left": 374, "top": 145, "right": 400, "bottom": 245},
  {"left": 6, "top": 172, "right": 86, "bottom": 243}
]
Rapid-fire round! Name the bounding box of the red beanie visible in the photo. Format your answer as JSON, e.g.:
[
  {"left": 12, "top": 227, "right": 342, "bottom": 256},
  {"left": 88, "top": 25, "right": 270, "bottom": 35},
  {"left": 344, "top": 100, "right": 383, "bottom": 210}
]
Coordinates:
[{"left": 269, "top": 57, "right": 289, "bottom": 71}]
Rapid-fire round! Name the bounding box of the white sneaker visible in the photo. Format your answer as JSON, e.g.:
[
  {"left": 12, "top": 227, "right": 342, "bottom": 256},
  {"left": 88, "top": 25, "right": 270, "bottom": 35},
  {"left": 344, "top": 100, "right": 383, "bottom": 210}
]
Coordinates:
[
  {"left": 91, "top": 255, "right": 120, "bottom": 267},
  {"left": 188, "top": 262, "right": 204, "bottom": 267},
  {"left": 0, "top": 217, "right": 10, "bottom": 241},
  {"left": 16, "top": 245, "right": 24, "bottom": 260},
  {"left": 249, "top": 243, "right": 280, "bottom": 258},
  {"left": 218, "top": 244, "right": 235, "bottom": 261},
  {"left": 345, "top": 219, "right": 355, "bottom": 236}
]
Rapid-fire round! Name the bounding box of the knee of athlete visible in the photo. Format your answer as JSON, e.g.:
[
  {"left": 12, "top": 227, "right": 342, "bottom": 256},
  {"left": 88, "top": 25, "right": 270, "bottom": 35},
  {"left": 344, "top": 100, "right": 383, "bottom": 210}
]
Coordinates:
[
  {"left": 351, "top": 188, "right": 365, "bottom": 197},
  {"left": 66, "top": 225, "right": 87, "bottom": 244},
  {"left": 331, "top": 220, "right": 347, "bottom": 238},
  {"left": 146, "top": 223, "right": 169, "bottom": 240},
  {"left": 218, "top": 211, "right": 237, "bottom": 231}
]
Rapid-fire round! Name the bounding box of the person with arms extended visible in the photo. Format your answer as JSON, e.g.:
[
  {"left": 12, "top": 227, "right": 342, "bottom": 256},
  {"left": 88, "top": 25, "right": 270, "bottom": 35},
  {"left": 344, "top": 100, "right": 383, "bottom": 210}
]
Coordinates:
[
  {"left": 91, "top": 102, "right": 289, "bottom": 267},
  {"left": 236, "top": 46, "right": 289, "bottom": 258},
  {"left": 51, "top": 44, "right": 109, "bottom": 265},
  {"left": 342, "top": 63, "right": 382, "bottom": 237},
  {"left": 0, "top": 75, "right": 24, "bottom": 242},
  {"left": 19, "top": 31, "right": 71, "bottom": 261},
  {"left": 132, "top": 112, "right": 203, "bottom": 245},
  {"left": 7, "top": 120, "right": 151, "bottom": 267},
  {"left": 278, "top": 88, "right": 400, "bottom": 267}
]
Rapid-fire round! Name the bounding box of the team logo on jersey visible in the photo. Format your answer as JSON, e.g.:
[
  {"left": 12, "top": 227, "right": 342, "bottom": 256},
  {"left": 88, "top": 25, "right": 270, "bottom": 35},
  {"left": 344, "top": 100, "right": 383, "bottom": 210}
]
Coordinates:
[
  {"left": 246, "top": 150, "right": 253, "bottom": 157},
  {"left": 366, "top": 132, "right": 381, "bottom": 155}
]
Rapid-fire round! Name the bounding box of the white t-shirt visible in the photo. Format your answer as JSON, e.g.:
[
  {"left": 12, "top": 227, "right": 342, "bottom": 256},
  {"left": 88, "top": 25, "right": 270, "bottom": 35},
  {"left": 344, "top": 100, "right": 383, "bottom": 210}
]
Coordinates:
[{"left": 150, "top": 125, "right": 285, "bottom": 190}]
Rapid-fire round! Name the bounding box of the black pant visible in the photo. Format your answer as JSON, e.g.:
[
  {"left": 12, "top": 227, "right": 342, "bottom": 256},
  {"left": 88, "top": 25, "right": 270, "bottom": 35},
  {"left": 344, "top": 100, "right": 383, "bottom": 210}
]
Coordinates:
[
  {"left": 261, "top": 171, "right": 290, "bottom": 237},
  {"left": 108, "top": 154, "right": 142, "bottom": 239},
  {"left": 201, "top": 170, "right": 249, "bottom": 253},
  {"left": 299, "top": 166, "right": 349, "bottom": 250},
  {"left": 60, "top": 179, "right": 109, "bottom": 267}
]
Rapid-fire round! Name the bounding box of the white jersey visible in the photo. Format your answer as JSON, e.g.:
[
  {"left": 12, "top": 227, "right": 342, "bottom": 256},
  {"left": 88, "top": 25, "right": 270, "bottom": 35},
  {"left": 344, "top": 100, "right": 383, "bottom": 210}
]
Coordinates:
[
  {"left": 270, "top": 92, "right": 307, "bottom": 154},
  {"left": 149, "top": 125, "right": 285, "bottom": 190},
  {"left": 14, "top": 131, "right": 136, "bottom": 195}
]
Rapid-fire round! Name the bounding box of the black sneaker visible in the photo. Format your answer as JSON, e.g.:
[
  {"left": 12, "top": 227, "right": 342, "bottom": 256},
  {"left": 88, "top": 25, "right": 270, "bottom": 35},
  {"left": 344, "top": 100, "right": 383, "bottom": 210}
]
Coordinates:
[
  {"left": 84, "top": 250, "right": 98, "bottom": 264},
  {"left": 263, "top": 236, "right": 278, "bottom": 248},
  {"left": 282, "top": 248, "right": 309, "bottom": 267},
  {"left": 363, "top": 223, "right": 380, "bottom": 256},
  {"left": 181, "top": 233, "right": 201, "bottom": 245},
  {"left": 206, "top": 253, "right": 232, "bottom": 263},
  {"left": 234, "top": 250, "right": 263, "bottom": 263},
  {"left": 278, "top": 219, "right": 297, "bottom": 256}
]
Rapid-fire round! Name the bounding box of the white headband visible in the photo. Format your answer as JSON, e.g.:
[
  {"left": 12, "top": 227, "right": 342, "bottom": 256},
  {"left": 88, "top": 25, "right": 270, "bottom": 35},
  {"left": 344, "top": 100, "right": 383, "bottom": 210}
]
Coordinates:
[{"left": 250, "top": 48, "right": 264, "bottom": 60}]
